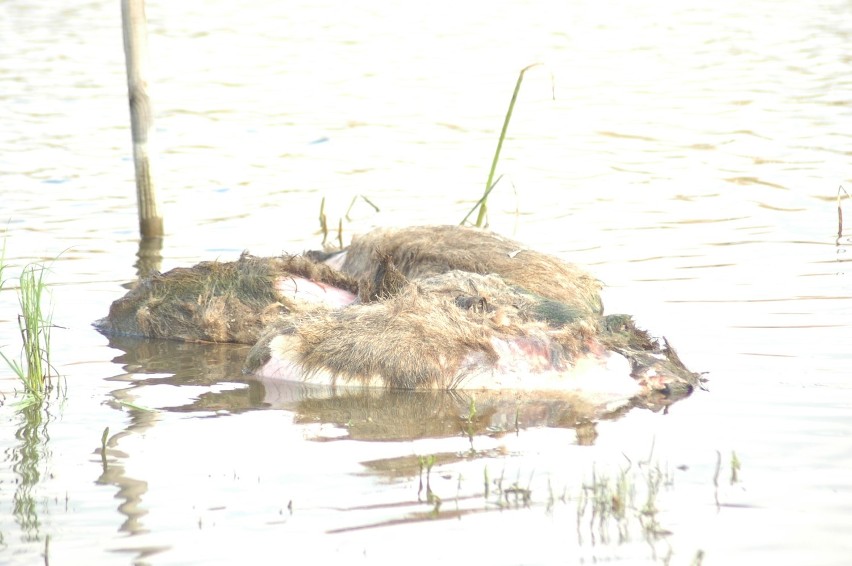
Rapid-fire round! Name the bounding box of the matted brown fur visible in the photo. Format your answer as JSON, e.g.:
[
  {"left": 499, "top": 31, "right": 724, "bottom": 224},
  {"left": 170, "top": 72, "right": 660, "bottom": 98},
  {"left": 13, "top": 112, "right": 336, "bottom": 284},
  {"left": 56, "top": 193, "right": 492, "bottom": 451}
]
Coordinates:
[
  {"left": 340, "top": 225, "right": 604, "bottom": 317},
  {"left": 97, "top": 226, "right": 701, "bottom": 398},
  {"left": 245, "top": 271, "right": 599, "bottom": 389},
  {"left": 600, "top": 314, "right": 701, "bottom": 398},
  {"left": 95, "top": 253, "right": 358, "bottom": 344},
  {"left": 244, "top": 266, "right": 701, "bottom": 396}
]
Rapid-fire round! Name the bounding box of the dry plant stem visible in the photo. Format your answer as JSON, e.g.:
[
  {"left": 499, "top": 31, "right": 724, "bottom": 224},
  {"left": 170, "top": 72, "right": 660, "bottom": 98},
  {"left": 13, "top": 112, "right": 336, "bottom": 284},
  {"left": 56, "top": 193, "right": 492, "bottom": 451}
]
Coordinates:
[
  {"left": 319, "top": 197, "right": 329, "bottom": 245},
  {"left": 837, "top": 185, "right": 849, "bottom": 239},
  {"left": 713, "top": 449, "right": 721, "bottom": 509},
  {"left": 345, "top": 195, "right": 380, "bottom": 221},
  {"left": 474, "top": 63, "right": 543, "bottom": 228},
  {"left": 320, "top": 195, "right": 379, "bottom": 247}
]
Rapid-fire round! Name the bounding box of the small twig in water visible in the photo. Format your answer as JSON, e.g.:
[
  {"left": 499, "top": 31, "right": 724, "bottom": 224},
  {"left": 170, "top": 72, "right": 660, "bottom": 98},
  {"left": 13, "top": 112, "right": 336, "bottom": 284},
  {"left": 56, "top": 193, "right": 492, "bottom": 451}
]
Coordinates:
[
  {"left": 837, "top": 185, "right": 849, "bottom": 240},
  {"left": 345, "top": 195, "right": 380, "bottom": 221},
  {"left": 730, "top": 451, "right": 741, "bottom": 485},
  {"left": 713, "top": 450, "right": 722, "bottom": 509},
  {"left": 319, "top": 197, "right": 329, "bottom": 246},
  {"left": 483, "top": 465, "right": 490, "bottom": 499},
  {"left": 100, "top": 426, "right": 109, "bottom": 472}
]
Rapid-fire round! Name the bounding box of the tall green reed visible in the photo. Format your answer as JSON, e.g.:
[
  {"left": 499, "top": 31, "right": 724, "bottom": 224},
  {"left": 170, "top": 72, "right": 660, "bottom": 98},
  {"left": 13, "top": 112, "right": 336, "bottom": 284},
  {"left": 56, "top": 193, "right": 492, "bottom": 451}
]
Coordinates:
[{"left": 462, "top": 63, "right": 548, "bottom": 228}]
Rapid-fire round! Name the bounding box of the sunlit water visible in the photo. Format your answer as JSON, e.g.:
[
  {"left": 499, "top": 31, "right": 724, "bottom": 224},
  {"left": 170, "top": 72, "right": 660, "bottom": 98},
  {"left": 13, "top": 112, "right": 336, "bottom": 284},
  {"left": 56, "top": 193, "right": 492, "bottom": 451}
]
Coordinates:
[{"left": 1, "top": 0, "right": 850, "bottom": 564}]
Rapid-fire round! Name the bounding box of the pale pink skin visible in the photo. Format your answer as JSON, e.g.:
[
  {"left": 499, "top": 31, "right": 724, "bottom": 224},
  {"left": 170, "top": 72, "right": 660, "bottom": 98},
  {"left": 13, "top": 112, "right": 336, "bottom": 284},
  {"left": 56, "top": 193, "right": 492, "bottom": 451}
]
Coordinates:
[{"left": 274, "top": 276, "right": 357, "bottom": 308}]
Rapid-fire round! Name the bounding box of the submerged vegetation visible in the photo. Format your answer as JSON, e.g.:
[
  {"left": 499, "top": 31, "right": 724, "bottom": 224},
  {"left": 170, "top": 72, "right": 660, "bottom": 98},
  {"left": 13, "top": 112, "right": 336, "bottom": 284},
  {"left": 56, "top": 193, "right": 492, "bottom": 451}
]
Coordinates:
[
  {"left": 336, "top": 447, "right": 744, "bottom": 563},
  {"left": 1, "top": 238, "right": 60, "bottom": 547}
]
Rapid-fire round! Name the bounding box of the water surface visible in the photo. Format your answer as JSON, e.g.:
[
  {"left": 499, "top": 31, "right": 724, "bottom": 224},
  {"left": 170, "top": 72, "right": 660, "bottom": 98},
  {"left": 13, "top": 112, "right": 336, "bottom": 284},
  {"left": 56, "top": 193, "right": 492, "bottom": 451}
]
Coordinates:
[{"left": 1, "top": 0, "right": 850, "bottom": 564}]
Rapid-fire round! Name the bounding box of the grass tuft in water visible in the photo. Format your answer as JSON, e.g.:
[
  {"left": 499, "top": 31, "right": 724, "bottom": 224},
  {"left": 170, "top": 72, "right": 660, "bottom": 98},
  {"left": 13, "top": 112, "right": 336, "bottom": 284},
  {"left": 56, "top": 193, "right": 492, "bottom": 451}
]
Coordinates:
[
  {"left": 0, "top": 258, "right": 57, "bottom": 404},
  {"left": 574, "top": 456, "right": 680, "bottom": 545}
]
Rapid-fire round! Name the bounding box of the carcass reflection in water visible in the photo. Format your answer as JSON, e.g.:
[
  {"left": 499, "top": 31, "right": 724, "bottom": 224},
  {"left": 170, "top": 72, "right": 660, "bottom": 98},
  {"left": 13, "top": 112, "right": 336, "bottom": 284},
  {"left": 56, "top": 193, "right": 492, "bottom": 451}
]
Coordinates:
[{"left": 102, "top": 335, "right": 668, "bottom": 445}]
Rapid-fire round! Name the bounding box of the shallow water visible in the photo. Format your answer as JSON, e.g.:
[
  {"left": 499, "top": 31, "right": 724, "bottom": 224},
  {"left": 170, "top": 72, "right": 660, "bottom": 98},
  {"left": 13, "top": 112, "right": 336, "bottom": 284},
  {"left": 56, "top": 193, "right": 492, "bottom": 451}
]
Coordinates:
[{"left": 1, "top": 0, "right": 851, "bottom": 564}]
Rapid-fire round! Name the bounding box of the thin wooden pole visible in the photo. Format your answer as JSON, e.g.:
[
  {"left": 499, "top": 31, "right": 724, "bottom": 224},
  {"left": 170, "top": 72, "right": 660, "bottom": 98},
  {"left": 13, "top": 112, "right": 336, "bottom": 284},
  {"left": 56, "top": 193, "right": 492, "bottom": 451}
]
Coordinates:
[
  {"left": 121, "top": 0, "right": 163, "bottom": 238},
  {"left": 135, "top": 235, "right": 163, "bottom": 277}
]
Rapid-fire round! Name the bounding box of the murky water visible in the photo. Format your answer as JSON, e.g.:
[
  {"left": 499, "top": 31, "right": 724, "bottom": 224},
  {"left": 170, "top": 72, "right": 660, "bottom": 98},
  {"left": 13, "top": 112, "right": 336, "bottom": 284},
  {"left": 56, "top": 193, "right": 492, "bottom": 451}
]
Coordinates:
[{"left": 1, "top": 0, "right": 850, "bottom": 564}]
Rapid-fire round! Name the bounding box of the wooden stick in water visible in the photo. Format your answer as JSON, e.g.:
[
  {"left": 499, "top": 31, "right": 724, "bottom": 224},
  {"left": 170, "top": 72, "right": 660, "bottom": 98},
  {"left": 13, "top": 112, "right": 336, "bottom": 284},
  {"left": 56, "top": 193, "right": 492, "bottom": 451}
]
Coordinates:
[{"left": 121, "top": 0, "right": 163, "bottom": 239}]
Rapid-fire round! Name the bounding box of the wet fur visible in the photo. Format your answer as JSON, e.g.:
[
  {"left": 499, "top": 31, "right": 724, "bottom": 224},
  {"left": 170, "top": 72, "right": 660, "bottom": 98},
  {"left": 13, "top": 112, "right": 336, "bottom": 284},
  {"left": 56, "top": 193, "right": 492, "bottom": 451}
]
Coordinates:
[
  {"left": 95, "top": 253, "right": 358, "bottom": 344},
  {"left": 97, "top": 226, "right": 701, "bottom": 398},
  {"left": 341, "top": 226, "right": 604, "bottom": 317},
  {"left": 245, "top": 271, "right": 599, "bottom": 389}
]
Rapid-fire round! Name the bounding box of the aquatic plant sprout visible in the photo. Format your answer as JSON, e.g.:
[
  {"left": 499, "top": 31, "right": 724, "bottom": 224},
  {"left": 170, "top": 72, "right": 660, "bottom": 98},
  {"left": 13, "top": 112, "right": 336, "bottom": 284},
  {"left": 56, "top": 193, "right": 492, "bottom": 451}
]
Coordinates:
[{"left": 0, "top": 261, "right": 56, "bottom": 403}]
